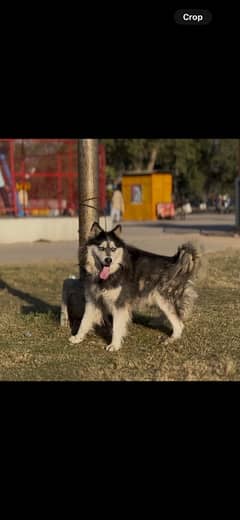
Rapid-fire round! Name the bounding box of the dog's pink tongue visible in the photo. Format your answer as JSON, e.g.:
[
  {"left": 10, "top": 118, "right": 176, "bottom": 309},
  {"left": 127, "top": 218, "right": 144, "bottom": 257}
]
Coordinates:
[{"left": 100, "top": 266, "right": 110, "bottom": 280}]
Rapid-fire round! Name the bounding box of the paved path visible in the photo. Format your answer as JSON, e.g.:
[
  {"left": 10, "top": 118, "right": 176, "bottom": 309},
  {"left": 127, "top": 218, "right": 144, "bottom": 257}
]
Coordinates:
[{"left": 0, "top": 214, "right": 240, "bottom": 265}]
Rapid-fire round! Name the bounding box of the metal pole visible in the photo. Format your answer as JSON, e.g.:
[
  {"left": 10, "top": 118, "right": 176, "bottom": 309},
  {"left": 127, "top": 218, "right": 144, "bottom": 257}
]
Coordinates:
[{"left": 9, "top": 139, "right": 17, "bottom": 216}]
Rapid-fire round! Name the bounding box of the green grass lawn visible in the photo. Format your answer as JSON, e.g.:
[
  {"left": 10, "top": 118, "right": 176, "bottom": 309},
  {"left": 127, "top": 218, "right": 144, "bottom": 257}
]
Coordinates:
[{"left": 0, "top": 250, "right": 240, "bottom": 381}]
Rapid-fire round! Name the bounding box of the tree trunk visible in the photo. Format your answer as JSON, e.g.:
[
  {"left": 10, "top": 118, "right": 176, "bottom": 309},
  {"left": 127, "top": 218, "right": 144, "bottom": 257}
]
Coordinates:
[
  {"left": 77, "top": 139, "right": 99, "bottom": 247},
  {"left": 147, "top": 147, "right": 158, "bottom": 171},
  {"left": 238, "top": 139, "right": 240, "bottom": 177}
]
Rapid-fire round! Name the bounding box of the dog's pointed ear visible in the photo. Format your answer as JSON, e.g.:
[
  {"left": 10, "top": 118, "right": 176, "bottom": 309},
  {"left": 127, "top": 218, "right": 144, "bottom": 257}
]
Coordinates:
[
  {"left": 89, "top": 222, "right": 103, "bottom": 238},
  {"left": 112, "top": 224, "right": 122, "bottom": 237}
]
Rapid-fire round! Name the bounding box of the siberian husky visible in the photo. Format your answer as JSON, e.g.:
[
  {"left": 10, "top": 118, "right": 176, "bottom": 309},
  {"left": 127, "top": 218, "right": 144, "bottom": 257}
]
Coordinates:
[{"left": 69, "top": 222, "right": 199, "bottom": 351}]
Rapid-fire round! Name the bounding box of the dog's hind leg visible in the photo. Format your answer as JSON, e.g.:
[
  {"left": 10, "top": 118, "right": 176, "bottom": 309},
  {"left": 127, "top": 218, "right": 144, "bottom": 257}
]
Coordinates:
[
  {"left": 69, "top": 301, "right": 102, "bottom": 344},
  {"left": 106, "top": 307, "right": 131, "bottom": 352},
  {"left": 154, "top": 293, "right": 184, "bottom": 343}
]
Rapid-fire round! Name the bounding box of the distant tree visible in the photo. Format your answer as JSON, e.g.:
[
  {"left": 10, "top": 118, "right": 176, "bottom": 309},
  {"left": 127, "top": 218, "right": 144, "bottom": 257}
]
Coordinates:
[
  {"left": 200, "top": 139, "right": 238, "bottom": 196},
  {"left": 101, "top": 139, "right": 176, "bottom": 173},
  {"left": 101, "top": 138, "right": 239, "bottom": 202}
]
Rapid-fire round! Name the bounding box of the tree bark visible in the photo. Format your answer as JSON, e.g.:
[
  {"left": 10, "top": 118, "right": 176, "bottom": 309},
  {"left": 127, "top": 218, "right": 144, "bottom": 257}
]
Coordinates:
[
  {"left": 147, "top": 147, "right": 158, "bottom": 171},
  {"left": 77, "top": 139, "right": 99, "bottom": 246}
]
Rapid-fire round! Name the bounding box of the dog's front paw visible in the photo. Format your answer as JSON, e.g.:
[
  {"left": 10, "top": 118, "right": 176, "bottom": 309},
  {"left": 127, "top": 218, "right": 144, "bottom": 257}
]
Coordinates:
[
  {"left": 69, "top": 335, "right": 83, "bottom": 344},
  {"left": 106, "top": 343, "right": 121, "bottom": 352},
  {"left": 163, "top": 337, "right": 175, "bottom": 346},
  {"left": 163, "top": 335, "right": 181, "bottom": 346}
]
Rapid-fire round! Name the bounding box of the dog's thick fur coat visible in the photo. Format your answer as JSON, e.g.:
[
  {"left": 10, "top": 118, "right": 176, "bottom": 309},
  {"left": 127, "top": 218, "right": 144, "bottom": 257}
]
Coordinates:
[{"left": 69, "top": 222, "right": 199, "bottom": 351}]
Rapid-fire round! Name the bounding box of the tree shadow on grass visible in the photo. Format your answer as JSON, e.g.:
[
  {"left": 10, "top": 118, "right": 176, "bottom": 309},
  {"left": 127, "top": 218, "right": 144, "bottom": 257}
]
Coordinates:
[{"left": 0, "top": 278, "right": 60, "bottom": 321}]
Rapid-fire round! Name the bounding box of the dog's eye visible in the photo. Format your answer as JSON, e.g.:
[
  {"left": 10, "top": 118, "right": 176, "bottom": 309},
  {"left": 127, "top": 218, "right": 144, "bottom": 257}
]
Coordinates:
[
  {"left": 98, "top": 246, "right": 105, "bottom": 251},
  {"left": 111, "top": 247, "right": 116, "bottom": 252}
]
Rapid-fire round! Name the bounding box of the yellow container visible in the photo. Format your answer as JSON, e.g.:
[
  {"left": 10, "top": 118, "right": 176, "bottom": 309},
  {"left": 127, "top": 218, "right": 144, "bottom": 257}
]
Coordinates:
[{"left": 122, "top": 171, "right": 173, "bottom": 221}]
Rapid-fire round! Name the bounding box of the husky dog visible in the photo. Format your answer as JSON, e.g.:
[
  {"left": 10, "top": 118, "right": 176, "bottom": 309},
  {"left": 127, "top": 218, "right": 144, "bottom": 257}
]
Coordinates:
[{"left": 69, "top": 222, "right": 199, "bottom": 351}]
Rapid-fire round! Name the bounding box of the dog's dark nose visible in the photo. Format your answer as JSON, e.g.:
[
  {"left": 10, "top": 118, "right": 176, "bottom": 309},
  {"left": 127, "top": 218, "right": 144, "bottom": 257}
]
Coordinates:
[{"left": 104, "top": 257, "right": 112, "bottom": 266}]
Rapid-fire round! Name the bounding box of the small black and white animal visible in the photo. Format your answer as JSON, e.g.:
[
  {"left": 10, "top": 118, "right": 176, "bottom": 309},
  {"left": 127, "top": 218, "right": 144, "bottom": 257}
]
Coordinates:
[{"left": 69, "top": 222, "right": 200, "bottom": 351}]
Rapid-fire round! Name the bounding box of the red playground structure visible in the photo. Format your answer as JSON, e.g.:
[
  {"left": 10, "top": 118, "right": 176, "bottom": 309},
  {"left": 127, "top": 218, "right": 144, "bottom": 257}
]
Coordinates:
[{"left": 0, "top": 139, "right": 106, "bottom": 217}]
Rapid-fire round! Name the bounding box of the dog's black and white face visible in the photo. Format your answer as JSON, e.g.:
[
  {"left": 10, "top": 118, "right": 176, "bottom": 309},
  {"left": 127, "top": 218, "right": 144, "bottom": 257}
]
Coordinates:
[{"left": 86, "top": 222, "right": 124, "bottom": 279}]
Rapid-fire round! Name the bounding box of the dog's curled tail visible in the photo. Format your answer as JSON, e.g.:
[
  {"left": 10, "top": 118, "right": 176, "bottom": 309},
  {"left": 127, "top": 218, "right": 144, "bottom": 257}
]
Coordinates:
[
  {"left": 176, "top": 242, "right": 200, "bottom": 277},
  {"left": 173, "top": 242, "right": 201, "bottom": 321}
]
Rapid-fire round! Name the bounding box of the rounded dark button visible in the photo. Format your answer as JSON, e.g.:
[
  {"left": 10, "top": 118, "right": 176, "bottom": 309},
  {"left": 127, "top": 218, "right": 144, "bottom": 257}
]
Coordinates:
[{"left": 174, "top": 9, "right": 212, "bottom": 25}]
